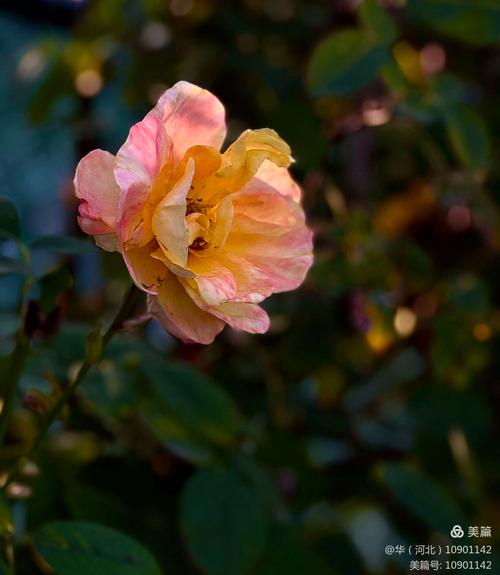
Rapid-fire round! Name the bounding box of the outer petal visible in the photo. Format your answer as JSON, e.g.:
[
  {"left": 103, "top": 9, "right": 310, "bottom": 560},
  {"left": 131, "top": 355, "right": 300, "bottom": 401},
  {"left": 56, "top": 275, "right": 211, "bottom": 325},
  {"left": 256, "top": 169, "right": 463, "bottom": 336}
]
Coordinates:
[
  {"left": 219, "top": 185, "right": 313, "bottom": 301},
  {"left": 209, "top": 302, "right": 270, "bottom": 334},
  {"left": 231, "top": 188, "right": 304, "bottom": 233},
  {"left": 222, "top": 226, "right": 313, "bottom": 299},
  {"left": 115, "top": 113, "right": 173, "bottom": 247},
  {"left": 183, "top": 282, "right": 270, "bottom": 334},
  {"left": 74, "top": 150, "right": 120, "bottom": 252},
  {"left": 156, "top": 81, "right": 226, "bottom": 162},
  {"left": 148, "top": 273, "right": 225, "bottom": 344},
  {"left": 244, "top": 159, "right": 301, "bottom": 202}
]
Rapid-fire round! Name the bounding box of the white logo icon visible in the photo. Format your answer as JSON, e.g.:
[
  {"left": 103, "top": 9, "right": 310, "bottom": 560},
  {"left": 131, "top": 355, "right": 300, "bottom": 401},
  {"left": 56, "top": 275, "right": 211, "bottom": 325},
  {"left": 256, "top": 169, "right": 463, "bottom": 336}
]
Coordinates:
[{"left": 450, "top": 525, "right": 464, "bottom": 539}]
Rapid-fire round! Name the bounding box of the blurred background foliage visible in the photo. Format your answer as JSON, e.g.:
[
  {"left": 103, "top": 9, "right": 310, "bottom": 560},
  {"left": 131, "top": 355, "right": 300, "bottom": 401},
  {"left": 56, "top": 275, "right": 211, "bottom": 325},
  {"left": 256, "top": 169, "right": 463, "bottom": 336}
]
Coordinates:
[{"left": 0, "top": 0, "right": 500, "bottom": 573}]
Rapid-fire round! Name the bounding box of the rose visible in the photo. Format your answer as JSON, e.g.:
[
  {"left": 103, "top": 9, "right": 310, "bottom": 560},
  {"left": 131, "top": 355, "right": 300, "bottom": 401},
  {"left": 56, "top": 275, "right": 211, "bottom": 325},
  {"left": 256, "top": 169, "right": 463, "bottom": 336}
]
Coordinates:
[{"left": 74, "top": 81, "right": 313, "bottom": 343}]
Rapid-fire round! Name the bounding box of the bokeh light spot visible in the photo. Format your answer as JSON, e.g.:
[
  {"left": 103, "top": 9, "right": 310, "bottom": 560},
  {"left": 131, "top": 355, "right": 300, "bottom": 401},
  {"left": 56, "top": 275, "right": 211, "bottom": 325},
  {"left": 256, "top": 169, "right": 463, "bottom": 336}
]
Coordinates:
[
  {"left": 75, "top": 69, "right": 103, "bottom": 97},
  {"left": 394, "top": 307, "right": 417, "bottom": 337}
]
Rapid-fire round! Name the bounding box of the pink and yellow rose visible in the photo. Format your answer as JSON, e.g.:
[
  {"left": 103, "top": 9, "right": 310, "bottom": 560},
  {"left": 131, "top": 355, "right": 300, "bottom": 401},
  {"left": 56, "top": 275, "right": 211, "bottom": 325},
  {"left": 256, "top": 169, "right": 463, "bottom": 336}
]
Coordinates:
[{"left": 74, "top": 81, "right": 313, "bottom": 343}]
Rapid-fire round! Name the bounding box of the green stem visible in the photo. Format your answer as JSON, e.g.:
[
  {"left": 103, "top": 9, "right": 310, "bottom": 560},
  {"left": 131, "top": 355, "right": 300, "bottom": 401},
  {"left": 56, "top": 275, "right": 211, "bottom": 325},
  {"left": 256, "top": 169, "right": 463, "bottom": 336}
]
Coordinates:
[
  {"left": 32, "top": 283, "right": 141, "bottom": 456},
  {"left": 9, "top": 284, "right": 141, "bottom": 479},
  {"left": 0, "top": 244, "right": 32, "bottom": 449},
  {"left": 0, "top": 337, "right": 30, "bottom": 447}
]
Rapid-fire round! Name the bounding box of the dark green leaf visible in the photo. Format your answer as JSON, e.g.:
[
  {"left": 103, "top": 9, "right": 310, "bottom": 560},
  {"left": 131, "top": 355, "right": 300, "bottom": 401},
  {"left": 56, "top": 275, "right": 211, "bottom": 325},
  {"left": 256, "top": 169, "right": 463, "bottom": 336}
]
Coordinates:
[
  {"left": 0, "top": 255, "right": 26, "bottom": 276},
  {"left": 257, "top": 530, "right": 334, "bottom": 575},
  {"left": 32, "top": 521, "right": 161, "bottom": 575},
  {"left": 359, "top": 0, "right": 397, "bottom": 44},
  {"left": 30, "top": 235, "right": 93, "bottom": 255},
  {"left": 142, "top": 359, "right": 242, "bottom": 447},
  {"left": 64, "top": 484, "right": 131, "bottom": 530},
  {"left": 428, "top": 73, "right": 464, "bottom": 108},
  {"left": 0, "top": 196, "right": 20, "bottom": 239},
  {"left": 181, "top": 467, "right": 269, "bottom": 575},
  {"left": 407, "top": 0, "right": 500, "bottom": 45},
  {"left": 378, "top": 464, "right": 467, "bottom": 533},
  {"left": 307, "top": 29, "right": 389, "bottom": 97},
  {"left": 444, "top": 105, "right": 491, "bottom": 170}
]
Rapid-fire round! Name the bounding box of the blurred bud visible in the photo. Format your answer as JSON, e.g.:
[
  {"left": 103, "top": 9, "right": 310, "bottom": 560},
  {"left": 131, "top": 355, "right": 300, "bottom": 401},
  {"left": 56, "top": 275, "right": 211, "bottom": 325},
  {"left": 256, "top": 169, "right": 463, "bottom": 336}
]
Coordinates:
[
  {"left": 23, "top": 390, "right": 51, "bottom": 418},
  {"left": 6, "top": 483, "right": 32, "bottom": 500},
  {"left": 19, "top": 459, "right": 39, "bottom": 478},
  {"left": 362, "top": 100, "right": 391, "bottom": 127},
  {"left": 420, "top": 43, "right": 446, "bottom": 76}
]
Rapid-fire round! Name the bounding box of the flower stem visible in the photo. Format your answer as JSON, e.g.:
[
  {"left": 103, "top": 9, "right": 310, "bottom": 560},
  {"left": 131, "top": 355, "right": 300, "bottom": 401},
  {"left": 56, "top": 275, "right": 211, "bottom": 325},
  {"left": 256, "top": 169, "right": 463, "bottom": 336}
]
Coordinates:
[
  {"left": 0, "top": 244, "right": 32, "bottom": 449},
  {"left": 0, "top": 336, "right": 30, "bottom": 447},
  {"left": 10, "top": 284, "right": 142, "bottom": 475}
]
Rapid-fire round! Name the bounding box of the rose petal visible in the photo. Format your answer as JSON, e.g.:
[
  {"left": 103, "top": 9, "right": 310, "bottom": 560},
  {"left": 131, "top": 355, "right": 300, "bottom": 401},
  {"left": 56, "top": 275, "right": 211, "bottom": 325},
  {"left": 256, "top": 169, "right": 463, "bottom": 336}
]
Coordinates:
[
  {"left": 148, "top": 273, "right": 225, "bottom": 344},
  {"left": 152, "top": 157, "right": 194, "bottom": 267},
  {"left": 187, "top": 254, "right": 237, "bottom": 306},
  {"left": 231, "top": 189, "right": 303, "bottom": 233},
  {"left": 201, "top": 129, "right": 292, "bottom": 204},
  {"left": 246, "top": 159, "right": 301, "bottom": 202},
  {"left": 209, "top": 302, "right": 270, "bottom": 334},
  {"left": 123, "top": 241, "right": 169, "bottom": 294},
  {"left": 74, "top": 150, "right": 120, "bottom": 251},
  {"left": 156, "top": 81, "right": 226, "bottom": 162}
]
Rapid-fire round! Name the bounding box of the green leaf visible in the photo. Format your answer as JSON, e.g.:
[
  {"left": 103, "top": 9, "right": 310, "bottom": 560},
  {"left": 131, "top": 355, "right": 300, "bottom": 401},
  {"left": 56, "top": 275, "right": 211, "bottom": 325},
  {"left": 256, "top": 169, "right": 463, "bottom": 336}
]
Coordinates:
[
  {"left": 32, "top": 521, "right": 161, "bottom": 575},
  {"left": 142, "top": 359, "right": 242, "bottom": 448},
  {"left": 406, "top": 0, "right": 500, "bottom": 45},
  {"left": 378, "top": 464, "right": 467, "bottom": 533},
  {"left": 30, "top": 235, "right": 93, "bottom": 255},
  {"left": 428, "top": 73, "right": 465, "bottom": 108},
  {"left": 0, "top": 255, "right": 26, "bottom": 276},
  {"left": 64, "top": 484, "right": 131, "bottom": 530},
  {"left": 359, "top": 0, "right": 397, "bottom": 44},
  {"left": 256, "top": 530, "right": 334, "bottom": 575},
  {"left": 444, "top": 105, "right": 491, "bottom": 170},
  {"left": 0, "top": 196, "right": 21, "bottom": 239},
  {"left": 181, "top": 467, "right": 269, "bottom": 575},
  {"left": 307, "top": 29, "right": 389, "bottom": 97}
]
